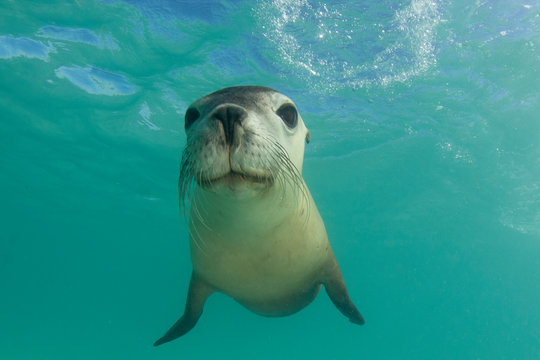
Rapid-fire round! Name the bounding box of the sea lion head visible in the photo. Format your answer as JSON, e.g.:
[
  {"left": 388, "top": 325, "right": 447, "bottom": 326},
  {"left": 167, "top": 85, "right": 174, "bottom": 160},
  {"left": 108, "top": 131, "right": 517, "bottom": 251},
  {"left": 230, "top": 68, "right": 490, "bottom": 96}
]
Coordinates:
[{"left": 179, "top": 86, "right": 310, "bottom": 198}]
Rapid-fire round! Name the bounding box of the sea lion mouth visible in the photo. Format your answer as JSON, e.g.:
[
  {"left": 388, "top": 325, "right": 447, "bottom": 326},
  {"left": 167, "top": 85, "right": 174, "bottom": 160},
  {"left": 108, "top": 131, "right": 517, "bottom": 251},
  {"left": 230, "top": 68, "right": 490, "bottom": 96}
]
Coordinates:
[
  {"left": 179, "top": 132, "right": 305, "bottom": 209},
  {"left": 199, "top": 170, "right": 274, "bottom": 187}
]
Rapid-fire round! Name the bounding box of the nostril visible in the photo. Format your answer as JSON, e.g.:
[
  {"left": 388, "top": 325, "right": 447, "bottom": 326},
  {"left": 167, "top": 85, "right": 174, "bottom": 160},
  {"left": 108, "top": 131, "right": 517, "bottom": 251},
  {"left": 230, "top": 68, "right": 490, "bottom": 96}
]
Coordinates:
[{"left": 211, "top": 104, "right": 247, "bottom": 145}]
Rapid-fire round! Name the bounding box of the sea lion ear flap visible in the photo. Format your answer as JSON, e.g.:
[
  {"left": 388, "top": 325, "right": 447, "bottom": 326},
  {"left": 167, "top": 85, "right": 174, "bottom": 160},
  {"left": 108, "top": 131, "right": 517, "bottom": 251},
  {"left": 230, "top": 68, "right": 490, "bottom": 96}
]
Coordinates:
[{"left": 305, "top": 130, "right": 311, "bottom": 144}]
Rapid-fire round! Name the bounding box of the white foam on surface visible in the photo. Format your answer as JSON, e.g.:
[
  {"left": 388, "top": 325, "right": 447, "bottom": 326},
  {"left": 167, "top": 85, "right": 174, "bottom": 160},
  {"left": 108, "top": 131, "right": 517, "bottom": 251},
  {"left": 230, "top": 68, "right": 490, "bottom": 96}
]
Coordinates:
[{"left": 255, "top": 0, "right": 441, "bottom": 91}]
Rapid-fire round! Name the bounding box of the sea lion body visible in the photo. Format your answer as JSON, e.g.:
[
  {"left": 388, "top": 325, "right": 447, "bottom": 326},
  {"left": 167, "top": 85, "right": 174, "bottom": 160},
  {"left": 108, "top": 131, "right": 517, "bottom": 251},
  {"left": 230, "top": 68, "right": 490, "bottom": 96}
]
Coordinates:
[
  {"left": 190, "top": 184, "right": 327, "bottom": 317},
  {"left": 154, "top": 86, "right": 364, "bottom": 346}
]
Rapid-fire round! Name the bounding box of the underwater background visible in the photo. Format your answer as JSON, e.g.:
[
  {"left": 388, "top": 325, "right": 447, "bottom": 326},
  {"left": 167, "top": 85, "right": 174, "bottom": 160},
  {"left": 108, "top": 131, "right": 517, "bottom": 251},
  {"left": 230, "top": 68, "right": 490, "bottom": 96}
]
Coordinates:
[{"left": 1, "top": 0, "right": 539, "bottom": 359}]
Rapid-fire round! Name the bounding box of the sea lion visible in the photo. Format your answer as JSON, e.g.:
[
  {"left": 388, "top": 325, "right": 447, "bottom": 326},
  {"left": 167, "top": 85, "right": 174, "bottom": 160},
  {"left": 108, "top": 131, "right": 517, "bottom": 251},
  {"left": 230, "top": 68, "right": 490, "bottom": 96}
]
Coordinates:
[{"left": 154, "top": 86, "right": 364, "bottom": 346}]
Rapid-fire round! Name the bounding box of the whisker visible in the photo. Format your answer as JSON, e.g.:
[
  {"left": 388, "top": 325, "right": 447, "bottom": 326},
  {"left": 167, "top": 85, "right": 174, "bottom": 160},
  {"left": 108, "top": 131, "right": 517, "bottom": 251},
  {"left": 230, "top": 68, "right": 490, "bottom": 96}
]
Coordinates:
[{"left": 179, "top": 130, "right": 311, "bottom": 230}]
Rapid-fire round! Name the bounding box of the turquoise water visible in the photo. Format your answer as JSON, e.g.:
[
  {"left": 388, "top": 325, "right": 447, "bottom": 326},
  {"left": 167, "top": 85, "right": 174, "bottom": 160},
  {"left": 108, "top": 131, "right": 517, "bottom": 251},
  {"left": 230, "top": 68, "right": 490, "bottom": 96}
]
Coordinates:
[{"left": 1, "top": 0, "right": 539, "bottom": 358}]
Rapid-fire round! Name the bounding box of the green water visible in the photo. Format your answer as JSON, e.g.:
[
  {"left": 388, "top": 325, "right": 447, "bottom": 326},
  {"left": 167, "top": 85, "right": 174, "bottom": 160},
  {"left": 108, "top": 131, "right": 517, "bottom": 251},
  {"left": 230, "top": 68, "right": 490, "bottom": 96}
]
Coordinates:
[{"left": 1, "top": 0, "right": 539, "bottom": 359}]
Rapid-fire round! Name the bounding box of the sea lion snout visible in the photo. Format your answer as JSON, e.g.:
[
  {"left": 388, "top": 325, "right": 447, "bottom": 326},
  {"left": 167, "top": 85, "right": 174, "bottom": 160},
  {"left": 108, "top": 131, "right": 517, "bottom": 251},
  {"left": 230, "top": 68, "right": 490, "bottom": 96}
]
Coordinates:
[{"left": 209, "top": 104, "right": 248, "bottom": 146}]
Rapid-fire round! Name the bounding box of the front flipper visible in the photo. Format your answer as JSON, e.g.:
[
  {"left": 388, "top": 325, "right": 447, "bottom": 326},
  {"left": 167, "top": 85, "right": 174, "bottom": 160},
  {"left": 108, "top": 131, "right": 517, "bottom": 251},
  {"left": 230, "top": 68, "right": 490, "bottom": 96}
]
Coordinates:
[
  {"left": 154, "top": 272, "right": 214, "bottom": 346},
  {"left": 322, "top": 256, "right": 365, "bottom": 325}
]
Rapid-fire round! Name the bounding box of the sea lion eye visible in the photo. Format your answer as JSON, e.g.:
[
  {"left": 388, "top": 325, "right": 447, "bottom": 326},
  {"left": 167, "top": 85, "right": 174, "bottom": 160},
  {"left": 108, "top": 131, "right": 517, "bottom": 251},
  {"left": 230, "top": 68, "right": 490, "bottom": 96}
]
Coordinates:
[
  {"left": 276, "top": 103, "right": 298, "bottom": 128},
  {"left": 185, "top": 108, "right": 200, "bottom": 129}
]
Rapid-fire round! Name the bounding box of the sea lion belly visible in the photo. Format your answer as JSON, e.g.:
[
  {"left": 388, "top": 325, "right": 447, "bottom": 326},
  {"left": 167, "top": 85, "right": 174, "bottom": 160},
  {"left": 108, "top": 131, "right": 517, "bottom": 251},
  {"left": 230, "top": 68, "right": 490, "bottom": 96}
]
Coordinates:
[{"left": 190, "top": 189, "right": 329, "bottom": 315}]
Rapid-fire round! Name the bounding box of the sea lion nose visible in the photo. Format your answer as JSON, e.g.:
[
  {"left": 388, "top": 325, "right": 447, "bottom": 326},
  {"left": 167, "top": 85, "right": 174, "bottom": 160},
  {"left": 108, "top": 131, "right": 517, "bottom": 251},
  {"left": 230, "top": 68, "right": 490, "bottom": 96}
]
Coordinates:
[{"left": 210, "top": 104, "right": 248, "bottom": 145}]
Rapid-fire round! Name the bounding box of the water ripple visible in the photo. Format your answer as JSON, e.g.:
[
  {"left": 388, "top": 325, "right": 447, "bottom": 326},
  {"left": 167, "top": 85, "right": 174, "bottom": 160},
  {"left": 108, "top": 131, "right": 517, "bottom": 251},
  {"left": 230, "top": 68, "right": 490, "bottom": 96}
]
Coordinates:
[
  {"left": 55, "top": 65, "right": 139, "bottom": 96},
  {"left": 0, "top": 35, "right": 55, "bottom": 61},
  {"left": 37, "top": 25, "right": 120, "bottom": 50}
]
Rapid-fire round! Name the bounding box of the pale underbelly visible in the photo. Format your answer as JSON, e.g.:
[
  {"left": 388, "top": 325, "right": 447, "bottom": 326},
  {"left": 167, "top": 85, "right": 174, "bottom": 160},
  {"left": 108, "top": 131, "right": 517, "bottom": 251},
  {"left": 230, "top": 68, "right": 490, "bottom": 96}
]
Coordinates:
[{"left": 193, "top": 244, "right": 328, "bottom": 315}]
